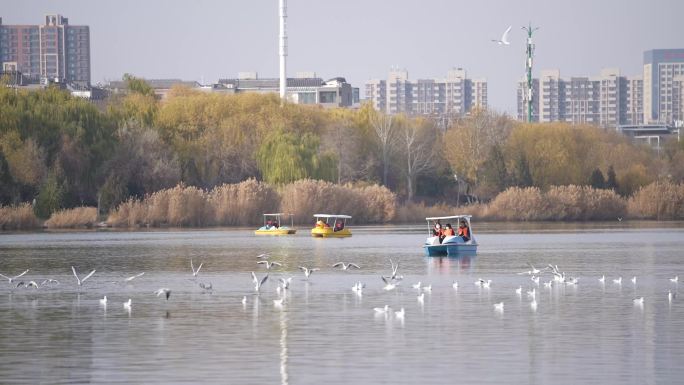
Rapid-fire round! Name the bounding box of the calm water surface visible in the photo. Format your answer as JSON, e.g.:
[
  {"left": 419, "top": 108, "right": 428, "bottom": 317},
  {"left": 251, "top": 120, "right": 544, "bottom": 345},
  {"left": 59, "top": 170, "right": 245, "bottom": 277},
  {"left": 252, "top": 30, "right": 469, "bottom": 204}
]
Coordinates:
[{"left": 0, "top": 222, "right": 683, "bottom": 384}]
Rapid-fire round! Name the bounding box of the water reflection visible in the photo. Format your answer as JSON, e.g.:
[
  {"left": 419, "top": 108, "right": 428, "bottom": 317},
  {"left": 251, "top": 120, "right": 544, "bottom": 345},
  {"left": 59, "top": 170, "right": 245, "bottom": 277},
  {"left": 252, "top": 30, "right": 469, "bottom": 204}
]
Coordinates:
[{"left": 279, "top": 310, "right": 289, "bottom": 385}]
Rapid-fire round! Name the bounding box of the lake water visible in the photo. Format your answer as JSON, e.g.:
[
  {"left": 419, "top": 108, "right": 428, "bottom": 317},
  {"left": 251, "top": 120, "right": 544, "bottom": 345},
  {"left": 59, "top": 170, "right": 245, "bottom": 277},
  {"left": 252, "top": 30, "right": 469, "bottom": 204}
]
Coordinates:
[{"left": 0, "top": 222, "right": 683, "bottom": 384}]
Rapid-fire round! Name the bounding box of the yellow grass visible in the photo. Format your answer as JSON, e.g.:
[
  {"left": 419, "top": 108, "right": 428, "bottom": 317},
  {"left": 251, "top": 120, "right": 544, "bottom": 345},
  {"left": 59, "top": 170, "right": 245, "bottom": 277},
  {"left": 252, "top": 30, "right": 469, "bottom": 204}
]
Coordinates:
[
  {"left": 0, "top": 203, "right": 41, "bottom": 230},
  {"left": 44, "top": 207, "right": 98, "bottom": 228}
]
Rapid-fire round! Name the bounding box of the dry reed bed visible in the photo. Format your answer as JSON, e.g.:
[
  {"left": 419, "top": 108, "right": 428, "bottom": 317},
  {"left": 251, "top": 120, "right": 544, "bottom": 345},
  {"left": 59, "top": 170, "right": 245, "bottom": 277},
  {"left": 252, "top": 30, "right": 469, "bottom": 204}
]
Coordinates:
[
  {"left": 107, "top": 179, "right": 396, "bottom": 227},
  {"left": 628, "top": 181, "right": 684, "bottom": 219},
  {"left": 44, "top": 207, "right": 98, "bottom": 228},
  {"left": 0, "top": 203, "right": 41, "bottom": 230}
]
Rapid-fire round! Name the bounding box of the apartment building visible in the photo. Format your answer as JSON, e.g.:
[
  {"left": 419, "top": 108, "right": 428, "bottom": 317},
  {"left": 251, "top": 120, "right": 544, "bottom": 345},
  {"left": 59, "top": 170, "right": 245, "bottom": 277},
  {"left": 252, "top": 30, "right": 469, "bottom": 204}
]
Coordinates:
[
  {"left": 516, "top": 68, "right": 642, "bottom": 127},
  {"left": 643, "top": 49, "right": 684, "bottom": 124},
  {"left": 0, "top": 15, "right": 90, "bottom": 86},
  {"left": 365, "top": 68, "right": 487, "bottom": 117}
]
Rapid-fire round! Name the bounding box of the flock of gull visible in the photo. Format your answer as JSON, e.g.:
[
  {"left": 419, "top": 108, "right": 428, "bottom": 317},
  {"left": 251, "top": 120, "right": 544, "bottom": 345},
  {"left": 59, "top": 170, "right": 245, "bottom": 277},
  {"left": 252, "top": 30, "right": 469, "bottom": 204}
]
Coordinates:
[{"left": 1, "top": 258, "right": 679, "bottom": 319}]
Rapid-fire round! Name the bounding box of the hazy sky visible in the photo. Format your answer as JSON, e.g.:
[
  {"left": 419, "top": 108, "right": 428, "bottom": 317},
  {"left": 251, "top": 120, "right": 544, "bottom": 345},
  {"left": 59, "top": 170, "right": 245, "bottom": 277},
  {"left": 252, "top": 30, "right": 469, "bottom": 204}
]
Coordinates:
[{"left": 4, "top": 0, "right": 684, "bottom": 113}]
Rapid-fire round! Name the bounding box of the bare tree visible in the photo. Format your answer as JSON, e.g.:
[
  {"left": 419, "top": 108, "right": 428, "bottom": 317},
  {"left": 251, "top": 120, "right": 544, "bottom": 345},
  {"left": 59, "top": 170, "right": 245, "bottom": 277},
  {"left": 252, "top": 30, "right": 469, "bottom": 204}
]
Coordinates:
[
  {"left": 399, "top": 118, "right": 436, "bottom": 201},
  {"left": 370, "top": 112, "right": 396, "bottom": 186}
]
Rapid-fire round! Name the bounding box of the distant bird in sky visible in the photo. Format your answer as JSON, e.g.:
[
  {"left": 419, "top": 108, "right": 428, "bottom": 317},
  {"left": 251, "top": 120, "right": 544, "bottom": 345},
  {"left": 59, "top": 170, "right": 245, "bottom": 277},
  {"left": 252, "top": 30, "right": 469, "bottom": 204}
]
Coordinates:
[
  {"left": 71, "top": 266, "right": 96, "bottom": 287},
  {"left": 125, "top": 272, "right": 145, "bottom": 282},
  {"left": 491, "top": 25, "right": 512, "bottom": 45},
  {"left": 299, "top": 266, "right": 319, "bottom": 279},
  {"left": 154, "top": 288, "right": 171, "bottom": 300},
  {"left": 0, "top": 269, "right": 29, "bottom": 284},
  {"left": 257, "top": 260, "right": 282, "bottom": 270},
  {"left": 190, "top": 259, "right": 203, "bottom": 277},
  {"left": 251, "top": 271, "right": 269, "bottom": 292},
  {"left": 332, "top": 262, "right": 360, "bottom": 270}
]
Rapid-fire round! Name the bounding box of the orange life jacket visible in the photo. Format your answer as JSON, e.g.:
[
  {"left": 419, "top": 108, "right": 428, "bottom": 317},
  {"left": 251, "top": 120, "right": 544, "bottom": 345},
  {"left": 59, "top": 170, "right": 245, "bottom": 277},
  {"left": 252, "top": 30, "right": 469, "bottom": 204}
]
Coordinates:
[{"left": 458, "top": 226, "right": 469, "bottom": 238}]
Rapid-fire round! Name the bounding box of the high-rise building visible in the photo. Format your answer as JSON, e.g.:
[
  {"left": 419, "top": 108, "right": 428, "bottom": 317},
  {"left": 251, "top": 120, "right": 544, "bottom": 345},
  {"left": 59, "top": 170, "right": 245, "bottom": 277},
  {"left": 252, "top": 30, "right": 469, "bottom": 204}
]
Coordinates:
[
  {"left": 643, "top": 49, "right": 684, "bottom": 124},
  {"left": 516, "top": 68, "right": 643, "bottom": 127},
  {"left": 365, "top": 68, "right": 487, "bottom": 117},
  {"left": 0, "top": 15, "right": 90, "bottom": 86}
]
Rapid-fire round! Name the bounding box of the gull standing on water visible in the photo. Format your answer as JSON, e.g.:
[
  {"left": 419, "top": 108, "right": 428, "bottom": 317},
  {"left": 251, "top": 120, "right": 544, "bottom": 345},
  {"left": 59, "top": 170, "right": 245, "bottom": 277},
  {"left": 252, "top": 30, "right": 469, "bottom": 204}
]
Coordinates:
[
  {"left": 123, "top": 299, "right": 132, "bottom": 310},
  {"left": 494, "top": 302, "right": 504, "bottom": 312},
  {"left": 374, "top": 305, "right": 390, "bottom": 314},
  {"left": 633, "top": 297, "right": 644, "bottom": 306},
  {"left": 599, "top": 275, "right": 605, "bottom": 284},
  {"left": 412, "top": 281, "right": 422, "bottom": 289},
  {"left": 515, "top": 286, "right": 522, "bottom": 296},
  {"left": 670, "top": 276, "right": 679, "bottom": 283},
  {"left": 631, "top": 276, "right": 637, "bottom": 285},
  {"left": 332, "top": 262, "right": 360, "bottom": 271},
  {"left": 613, "top": 277, "right": 622, "bottom": 285},
  {"left": 417, "top": 292, "right": 425, "bottom": 304},
  {"left": 394, "top": 307, "right": 405, "bottom": 320},
  {"left": 71, "top": 266, "right": 96, "bottom": 287},
  {"left": 452, "top": 281, "right": 459, "bottom": 290},
  {"left": 99, "top": 296, "right": 108, "bottom": 306},
  {"left": 0, "top": 269, "right": 29, "bottom": 284}
]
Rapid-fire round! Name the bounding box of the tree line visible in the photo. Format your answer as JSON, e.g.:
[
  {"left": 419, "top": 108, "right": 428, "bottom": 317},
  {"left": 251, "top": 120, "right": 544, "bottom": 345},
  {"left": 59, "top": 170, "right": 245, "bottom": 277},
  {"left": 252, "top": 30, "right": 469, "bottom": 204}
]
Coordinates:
[{"left": 1, "top": 74, "right": 683, "bottom": 220}]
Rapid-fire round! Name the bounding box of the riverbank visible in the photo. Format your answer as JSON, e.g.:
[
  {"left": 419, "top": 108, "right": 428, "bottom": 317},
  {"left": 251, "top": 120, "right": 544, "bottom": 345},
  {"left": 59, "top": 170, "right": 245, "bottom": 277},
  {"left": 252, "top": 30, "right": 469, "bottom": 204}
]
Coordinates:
[{"left": 2, "top": 180, "right": 682, "bottom": 231}]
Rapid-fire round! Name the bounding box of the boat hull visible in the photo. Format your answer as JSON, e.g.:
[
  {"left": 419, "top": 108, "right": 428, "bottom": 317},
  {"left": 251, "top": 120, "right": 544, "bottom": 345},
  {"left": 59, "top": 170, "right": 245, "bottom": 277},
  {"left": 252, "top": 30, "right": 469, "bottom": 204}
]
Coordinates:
[
  {"left": 311, "top": 227, "right": 351, "bottom": 238},
  {"left": 423, "top": 236, "right": 477, "bottom": 256},
  {"left": 255, "top": 227, "right": 297, "bottom": 235}
]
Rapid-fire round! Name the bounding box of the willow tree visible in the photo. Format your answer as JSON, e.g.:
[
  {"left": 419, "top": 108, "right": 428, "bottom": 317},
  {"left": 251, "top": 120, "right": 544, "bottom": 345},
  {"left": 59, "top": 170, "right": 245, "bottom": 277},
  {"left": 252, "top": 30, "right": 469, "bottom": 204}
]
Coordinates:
[{"left": 256, "top": 127, "right": 334, "bottom": 185}]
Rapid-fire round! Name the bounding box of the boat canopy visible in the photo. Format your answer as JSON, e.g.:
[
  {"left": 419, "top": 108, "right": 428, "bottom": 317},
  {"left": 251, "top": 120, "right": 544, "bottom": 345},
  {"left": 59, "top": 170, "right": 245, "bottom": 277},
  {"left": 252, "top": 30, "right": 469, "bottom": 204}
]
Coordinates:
[
  {"left": 263, "top": 213, "right": 292, "bottom": 217},
  {"left": 313, "top": 214, "right": 352, "bottom": 219},
  {"left": 425, "top": 215, "right": 472, "bottom": 221}
]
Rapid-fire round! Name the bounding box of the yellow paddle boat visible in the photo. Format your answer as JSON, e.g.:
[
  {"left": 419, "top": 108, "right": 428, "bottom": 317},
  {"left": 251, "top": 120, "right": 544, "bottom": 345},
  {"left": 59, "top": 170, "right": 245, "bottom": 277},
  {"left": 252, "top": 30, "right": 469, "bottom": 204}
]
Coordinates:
[
  {"left": 255, "top": 213, "right": 297, "bottom": 235},
  {"left": 311, "top": 214, "right": 352, "bottom": 238}
]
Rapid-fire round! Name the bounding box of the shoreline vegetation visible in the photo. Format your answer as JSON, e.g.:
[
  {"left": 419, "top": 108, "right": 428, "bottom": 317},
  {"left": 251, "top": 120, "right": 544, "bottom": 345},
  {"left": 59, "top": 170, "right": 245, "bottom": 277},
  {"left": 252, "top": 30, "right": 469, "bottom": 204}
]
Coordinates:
[
  {"left": 2, "top": 76, "right": 684, "bottom": 231},
  {"left": 2, "top": 180, "right": 682, "bottom": 230}
]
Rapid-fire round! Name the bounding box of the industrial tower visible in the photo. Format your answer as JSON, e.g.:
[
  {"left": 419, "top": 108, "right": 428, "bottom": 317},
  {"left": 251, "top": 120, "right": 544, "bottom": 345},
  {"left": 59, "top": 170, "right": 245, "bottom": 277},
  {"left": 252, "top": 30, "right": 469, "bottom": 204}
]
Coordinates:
[
  {"left": 522, "top": 23, "right": 539, "bottom": 122},
  {"left": 279, "top": 0, "right": 288, "bottom": 100}
]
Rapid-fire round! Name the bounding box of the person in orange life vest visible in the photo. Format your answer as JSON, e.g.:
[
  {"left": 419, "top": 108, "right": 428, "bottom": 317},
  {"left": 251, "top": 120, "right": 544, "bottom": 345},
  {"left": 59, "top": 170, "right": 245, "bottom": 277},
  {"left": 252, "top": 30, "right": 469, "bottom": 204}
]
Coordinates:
[
  {"left": 432, "top": 220, "right": 442, "bottom": 237},
  {"left": 457, "top": 220, "right": 470, "bottom": 241},
  {"left": 443, "top": 223, "right": 455, "bottom": 236}
]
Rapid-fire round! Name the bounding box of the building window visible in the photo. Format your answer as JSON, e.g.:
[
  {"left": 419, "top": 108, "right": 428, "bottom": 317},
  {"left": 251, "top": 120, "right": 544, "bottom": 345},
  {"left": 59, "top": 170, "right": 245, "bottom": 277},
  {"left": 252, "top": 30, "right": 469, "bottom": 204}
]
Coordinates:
[{"left": 319, "top": 91, "right": 336, "bottom": 103}]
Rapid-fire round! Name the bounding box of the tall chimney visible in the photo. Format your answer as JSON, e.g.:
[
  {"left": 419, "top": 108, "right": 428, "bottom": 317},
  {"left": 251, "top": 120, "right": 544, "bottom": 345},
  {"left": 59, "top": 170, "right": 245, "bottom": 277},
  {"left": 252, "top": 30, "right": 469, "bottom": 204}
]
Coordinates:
[{"left": 279, "top": 0, "right": 287, "bottom": 100}]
